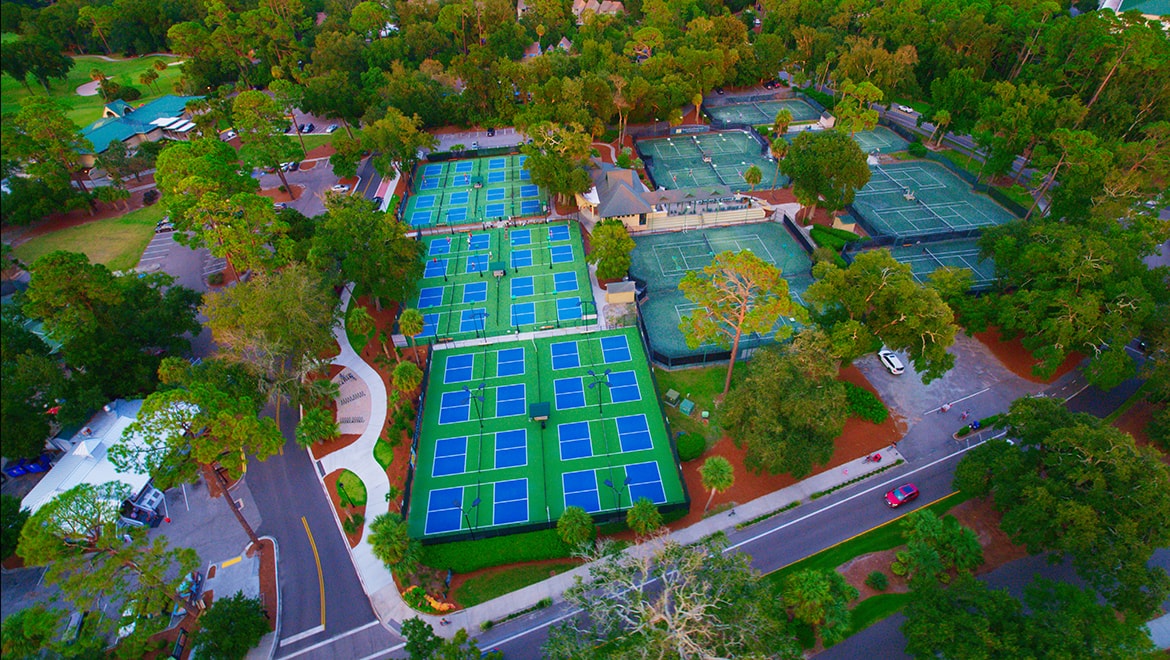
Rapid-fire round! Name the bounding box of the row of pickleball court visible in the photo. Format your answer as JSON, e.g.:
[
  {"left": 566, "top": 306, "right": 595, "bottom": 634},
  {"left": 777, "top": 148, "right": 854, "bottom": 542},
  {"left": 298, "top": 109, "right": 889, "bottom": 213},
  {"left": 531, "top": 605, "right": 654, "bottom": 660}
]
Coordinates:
[{"left": 405, "top": 156, "right": 547, "bottom": 228}]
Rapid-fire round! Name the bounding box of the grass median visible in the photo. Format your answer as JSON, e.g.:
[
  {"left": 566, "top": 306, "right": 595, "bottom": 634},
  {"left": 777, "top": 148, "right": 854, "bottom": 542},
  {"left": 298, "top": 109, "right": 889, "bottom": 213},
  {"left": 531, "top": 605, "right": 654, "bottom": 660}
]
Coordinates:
[{"left": 12, "top": 204, "right": 165, "bottom": 272}]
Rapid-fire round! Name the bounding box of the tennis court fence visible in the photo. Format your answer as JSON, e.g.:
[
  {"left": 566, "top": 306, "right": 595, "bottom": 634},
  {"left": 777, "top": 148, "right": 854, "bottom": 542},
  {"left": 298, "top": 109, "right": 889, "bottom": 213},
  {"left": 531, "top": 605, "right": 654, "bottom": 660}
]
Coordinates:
[
  {"left": 401, "top": 345, "right": 436, "bottom": 521},
  {"left": 426, "top": 144, "right": 518, "bottom": 162},
  {"left": 703, "top": 89, "right": 796, "bottom": 107}
]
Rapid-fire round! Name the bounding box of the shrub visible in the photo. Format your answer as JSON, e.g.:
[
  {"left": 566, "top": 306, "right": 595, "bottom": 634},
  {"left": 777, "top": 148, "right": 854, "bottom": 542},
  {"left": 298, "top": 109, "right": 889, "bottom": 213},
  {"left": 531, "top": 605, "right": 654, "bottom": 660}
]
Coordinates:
[
  {"left": 142, "top": 189, "right": 160, "bottom": 205},
  {"left": 676, "top": 433, "right": 705, "bottom": 462},
  {"left": 866, "top": 571, "right": 889, "bottom": 591},
  {"left": 907, "top": 140, "right": 928, "bottom": 157},
  {"left": 844, "top": 382, "right": 889, "bottom": 424},
  {"left": 802, "top": 88, "right": 836, "bottom": 110},
  {"left": 421, "top": 529, "right": 572, "bottom": 573},
  {"left": 342, "top": 513, "right": 365, "bottom": 535},
  {"left": 890, "top": 551, "right": 909, "bottom": 576}
]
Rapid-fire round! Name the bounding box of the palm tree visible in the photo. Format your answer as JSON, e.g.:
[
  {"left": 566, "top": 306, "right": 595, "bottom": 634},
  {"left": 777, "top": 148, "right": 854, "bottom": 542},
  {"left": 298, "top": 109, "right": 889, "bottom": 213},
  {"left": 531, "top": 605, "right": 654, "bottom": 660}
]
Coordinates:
[
  {"left": 929, "top": 109, "right": 951, "bottom": 148},
  {"left": 773, "top": 108, "right": 794, "bottom": 137},
  {"left": 699, "top": 456, "right": 734, "bottom": 513},
  {"left": 626, "top": 497, "right": 663, "bottom": 537},
  {"left": 398, "top": 308, "right": 425, "bottom": 365},
  {"left": 556, "top": 506, "right": 595, "bottom": 547},
  {"left": 743, "top": 164, "right": 763, "bottom": 192},
  {"left": 392, "top": 360, "right": 423, "bottom": 394},
  {"left": 692, "top": 92, "right": 704, "bottom": 123},
  {"left": 771, "top": 136, "right": 789, "bottom": 184},
  {"left": 369, "top": 513, "right": 423, "bottom": 576}
]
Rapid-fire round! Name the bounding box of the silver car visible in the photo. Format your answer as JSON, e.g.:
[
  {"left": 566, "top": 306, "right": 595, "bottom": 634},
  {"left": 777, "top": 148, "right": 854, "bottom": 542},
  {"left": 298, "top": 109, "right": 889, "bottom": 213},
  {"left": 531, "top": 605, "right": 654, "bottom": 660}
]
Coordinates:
[{"left": 878, "top": 349, "right": 905, "bottom": 375}]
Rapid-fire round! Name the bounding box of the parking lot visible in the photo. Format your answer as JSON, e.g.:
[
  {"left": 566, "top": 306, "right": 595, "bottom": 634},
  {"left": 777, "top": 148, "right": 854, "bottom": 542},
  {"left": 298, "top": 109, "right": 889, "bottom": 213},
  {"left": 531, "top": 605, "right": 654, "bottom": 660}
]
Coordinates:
[{"left": 431, "top": 127, "right": 527, "bottom": 153}]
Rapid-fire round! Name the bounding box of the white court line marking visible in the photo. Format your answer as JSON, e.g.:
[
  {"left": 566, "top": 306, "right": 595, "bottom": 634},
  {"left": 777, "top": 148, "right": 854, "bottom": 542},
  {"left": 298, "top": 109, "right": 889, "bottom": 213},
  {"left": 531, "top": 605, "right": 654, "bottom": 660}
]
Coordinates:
[{"left": 275, "top": 620, "right": 380, "bottom": 659}]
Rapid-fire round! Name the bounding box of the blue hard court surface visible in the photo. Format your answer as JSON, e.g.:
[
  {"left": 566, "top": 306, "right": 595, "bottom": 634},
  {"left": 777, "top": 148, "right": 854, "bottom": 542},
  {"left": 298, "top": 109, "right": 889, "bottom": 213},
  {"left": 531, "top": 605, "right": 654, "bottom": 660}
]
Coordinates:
[
  {"left": 520, "top": 169, "right": 531, "bottom": 180},
  {"left": 443, "top": 353, "right": 474, "bottom": 384},
  {"left": 496, "top": 384, "right": 526, "bottom": 417},
  {"left": 558, "top": 423, "right": 593, "bottom": 460},
  {"left": 432, "top": 437, "right": 467, "bottom": 477},
  {"left": 550, "top": 342, "right": 579, "bottom": 370},
  {"left": 469, "top": 234, "right": 490, "bottom": 251},
  {"left": 446, "top": 208, "right": 468, "bottom": 223},
  {"left": 418, "top": 286, "right": 444, "bottom": 308},
  {"left": 607, "top": 370, "right": 640, "bottom": 402},
  {"left": 496, "top": 348, "right": 525, "bottom": 377},
  {"left": 626, "top": 462, "right": 667, "bottom": 504},
  {"left": 419, "top": 313, "right": 439, "bottom": 338},
  {"left": 601, "top": 335, "right": 632, "bottom": 363},
  {"left": 489, "top": 158, "right": 507, "bottom": 170},
  {"left": 450, "top": 191, "right": 470, "bottom": 205},
  {"left": 424, "top": 259, "right": 447, "bottom": 278},
  {"left": 494, "top": 430, "right": 527, "bottom": 469},
  {"left": 562, "top": 470, "right": 600, "bottom": 512},
  {"left": 511, "top": 249, "right": 533, "bottom": 269},
  {"left": 493, "top": 479, "right": 528, "bottom": 524},
  {"left": 521, "top": 200, "right": 542, "bottom": 215},
  {"left": 616, "top": 414, "right": 653, "bottom": 452},
  {"left": 519, "top": 155, "right": 528, "bottom": 166},
  {"left": 557, "top": 297, "right": 582, "bottom": 321},
  {"left": 463, "top": 281, "right": 487, "bottom": 303},
  {"left": 486, "top": 188, "right": 506, "bottom": 201},
  {"left": 511, "top": 277, "right": 534, "bottom": 298},
  {"left": 454, "top": 161, "right": 474, "bottom": 173},
  {"left": 424, "top": 487, "right": 463, "bottom": 534},
  {"left": 414, "top": 195, "right": 437, "bottom": 209},
  {"left": 411, "top": 210, "right": 433, "bottom": 226},
  {"left": 485, "top": 203, "right": 506, "bottom": 218},
  {"left": 550, "top": 245, "right": 573, "bottom": 263},
  {"left": 549, "top": 225, "right": 570, "bottom": 242},
  {"left": 424, "top": 164, "right": 443, "bottom": 176},
  {"left": 420, "top": 178, "right": 440, "bottom": 191},
  {"left": 511, "top": 229, "right": 532, "bottom": 246},
  {"left": 520, "top": 184, "right": 539, "bottom": 198},
  {"left": 554, "top": 272, "right": 577, "bottom": 293},
  {"left": 467, "top": 254, "right": 488, "bottom": 273},
  {"left": 554, "top": 377, "right": 586, "bottom": 410},
  {"left": 439, "top": 391, "right": 470, "bottom": 424},
  {"left": 511, "top": 302, "right": 535, "bottom": 326},
  {"left": 428, "top": 240, "right": 451, "bottom": 256},
  {"left": 460, "top": 309, "right": 487, "bottom": 333},
  {"left": 488, "top": 171, "right": 506, "bottom": 183}
]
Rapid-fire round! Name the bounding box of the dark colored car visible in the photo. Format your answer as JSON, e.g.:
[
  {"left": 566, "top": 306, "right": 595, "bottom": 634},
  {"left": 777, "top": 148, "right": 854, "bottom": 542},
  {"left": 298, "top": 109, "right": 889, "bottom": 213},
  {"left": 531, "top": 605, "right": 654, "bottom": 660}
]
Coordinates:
[
  {"left": 885, "top": 483, "right": 919, "bottom": 508},
  {"left": 763, "top": 80, "right": 776, "bottom": 89},
  {"left": 300, "top": 123, "right": 315, "bottom": 133},
  {"left": 372, "top": 196, "right": 383, "bottom": 208},
  {"left": 714, "top": 86, "right": 725, "bottom": 95},
  {"left": 288, "top": 161, "right": 300, "bottom": 171},
  {"left": 487, "top": 127, "right": 496, "bottom": 137}
]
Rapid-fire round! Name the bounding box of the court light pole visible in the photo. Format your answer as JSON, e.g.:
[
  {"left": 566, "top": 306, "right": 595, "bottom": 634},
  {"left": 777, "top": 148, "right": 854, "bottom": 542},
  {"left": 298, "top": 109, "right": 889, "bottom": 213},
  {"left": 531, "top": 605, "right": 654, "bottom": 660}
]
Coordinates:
[
  {"left": 456, "top": 496, "right": 482, "bottom": 540},
  {"left": 586, "top": 368, "right": 612, "bottom": 415},
  {"left": 604, "top": 476, "right": 632, "bottom": 511}
]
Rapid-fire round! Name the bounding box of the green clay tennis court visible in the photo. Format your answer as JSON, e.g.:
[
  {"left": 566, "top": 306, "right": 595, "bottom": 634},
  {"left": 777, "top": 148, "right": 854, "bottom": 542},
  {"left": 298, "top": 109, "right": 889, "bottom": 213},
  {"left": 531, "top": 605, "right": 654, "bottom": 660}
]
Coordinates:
[
  {"left": 413, "top": 221, "right": 594, "bottom": 341},
  {"left": 628, "top": 222, "right": 813, "bottom": 362},
  {"left": 407, "top": 327, "right": 688, "bottom": 540},
  {"left": 638, "top": 130, "right": 787, "bottom": 191},
  {"left": 705, "top": 98, "right": 821, "bottom": 126},
  {"left": 402, "top": 155, "right": 549, "bottom": 228},
  {"left": 851, "top": 161, "right": 1017, "bottom": 239},
  {"left": 850, "top": 126, "right": 910, "bottom": 153},
  {"left": 881, "top": 238, "right": 997, "bottom": 289}
]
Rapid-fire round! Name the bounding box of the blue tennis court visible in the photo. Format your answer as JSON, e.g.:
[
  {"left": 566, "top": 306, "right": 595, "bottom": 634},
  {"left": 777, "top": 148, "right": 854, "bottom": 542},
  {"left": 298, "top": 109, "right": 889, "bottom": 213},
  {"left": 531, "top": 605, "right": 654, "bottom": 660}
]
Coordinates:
[
  {"left": 521, "top": 200, "right": 543, "bottom": 215},
  {"left": 550, "top": 245, "right": 573, "bottom": 263},
  {"left": 554, "top": 272, "right": 578, "bottom": 292},
  {"left": 520, "top": 169, "right": 531, "bottom": 180},
  {"left": 496, "top": 348, "right": 525, "bottom": 377},
  {"left": 549, "top": 225, "right": 570, "bottom": 242},
  {"left": 454, "top": 161, "right": 474, "bottom": 173},
  {"left": 494, "top": 430, "right": 527, "bottom": 468},
  {"left": 625, "top": 462, "right": 666, "bottom": 504},
  {"left": 446, "top": 208, "right": 468, "bottom": 223},
  {"left": 558, "top": 423, "right": 593, "bottom": 460},
  {"left": 555, "top": 377, "right": 586, "bottom": 410},
  {"left": 520, "top": 185, "right": 539, "bottom": 198},
  {"left": 424, "top": 259, "right": 447, "bottom": 279},
  {"left": 486, "top": 188, "right": 506, "bottom": 201},
  {"left": 495, "top": 384, "right": 526, "bottom": 417},
  {"left": 418, "top": 286, "right": 444, "bottom": 308},
  {"left": 411, "top": 211, "right": 433, "bottom": 226},
  {"left": 518, "top": 155, "right": 528, "bottom": 166},
  {"left": 557, "top": 297, "right": 582, "bottom": 321},
  {"left": 489, "top": 158, "right": 507, "bottom": 170},
  {"left": 511, "top": 229, "right": 532, "bottom": 246},
  {"left": 420, "top": 178, "right": 440, "bottom": 191},
  {"left": 414, "top": 195, "right": 437, "bottom": 210},
  {"left": 485, "top": 203, "right": 506, "bottom": 218},
  {"left": 616, "top": 415, "right": 653, "bottom": 452},
  {"left": 460, "top": 309, "right": 487, "bottom": 333},
  {"left": 488, "top": 171, "right": 506, "bottom": 183},
  {"left": 432, "top": 437, "right": 467, "bottom": 477},
  {"left": 601, "top": 335, "right": 632, "bottom": 363},
  {"left": 424, "top": 164, "right": 443, "bottom": 176},
  {"left": 424, "top": 487, "right": 464, "bottom": 534},
  {"left": 551, "top": 342, "right": 579, "bottom": 370},
  {"left": 450, "top": 191, "right": 470, "bottom": 205},
  {"left": 563, "top": 470, "right": 600, "bottom": 512},
  {"left": 511, "top": 277, "right": 534, "bottom": 298},
  {"left": 493, "top": 479, "right": 529, "bottom": 524},
  {"left": 469, "top": 234, "right": 490, "bottom": 251},
  {"left": 607, "top": 371, "right": 640, "bottom": 403},
  {"left": 463, "top": 281, "right": 487, "bottom": 303},
  {"left": 419, "top": 313, "right": 439, "bottom": 338},
  {"left": 467, "top": 254, "right": 488, "bottom": 273},
  {"left": 428, "top": 240, "right": 450, "bottom": 256},
  {"left": 511, "top": 249, "right": 533, "bottom": 268},
  {"left": 439, "top": 391, "right": 470, "bottom": 424},
  {"left": 511, "top": 302, "right": 535, "bottom": 326},
  {"left": 443, "top": 354, "right": 475, "bottom": 384}
]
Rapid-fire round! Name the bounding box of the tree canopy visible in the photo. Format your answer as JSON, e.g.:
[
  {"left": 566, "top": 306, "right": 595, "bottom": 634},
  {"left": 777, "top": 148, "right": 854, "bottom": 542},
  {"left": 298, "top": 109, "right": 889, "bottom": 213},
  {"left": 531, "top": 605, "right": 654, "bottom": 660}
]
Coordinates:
[{"left": 780, "top": 129, "right": 870, "bottom": 220}]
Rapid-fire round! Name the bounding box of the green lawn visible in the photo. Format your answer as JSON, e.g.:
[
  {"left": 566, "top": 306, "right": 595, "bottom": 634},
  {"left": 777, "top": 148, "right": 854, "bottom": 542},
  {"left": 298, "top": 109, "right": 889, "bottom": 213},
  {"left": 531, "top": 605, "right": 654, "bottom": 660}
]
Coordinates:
[
  {"left": 344, "top": 289, "right": 372, "bottom": 353},
  {"left": 336, "top": 469, "right": 368, "bottom": 507},
  {"left": 373, "top": 440, "right": 394, "bottom": 471},
  {"left": 454, "top": 562, "right": 579, "bottom": 607},
  {"left": 298, "top": 133, "right": 335, "bottom": 154},
  {"left": 653, "top": 362, "right": 747, "bottom": 444},
  {"left": 1, "top": 53, "right": 185, "bottom": 128},
  {"left": 12, "top": 204, "right": 165, "bottom": 272},
  {"left": 829, "top": 592, "right": 915, "bottom": 647}
]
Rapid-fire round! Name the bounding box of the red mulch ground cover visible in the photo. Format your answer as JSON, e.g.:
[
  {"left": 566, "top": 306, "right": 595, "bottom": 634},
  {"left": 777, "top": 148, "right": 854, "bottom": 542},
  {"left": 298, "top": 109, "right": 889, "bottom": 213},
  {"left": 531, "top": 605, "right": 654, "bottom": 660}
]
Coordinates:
[
  {"left": 258, "top": 184, "right": 303, "bottom": 202},
  {"left": 305, "top": 143, "right": 336, "bottom": 160},
  {"left": 972, "top": 326, "right": 1082, "bottom": 383},
  {"left": 1114, "top": 399, "right": 1169, "bottom": 465}
]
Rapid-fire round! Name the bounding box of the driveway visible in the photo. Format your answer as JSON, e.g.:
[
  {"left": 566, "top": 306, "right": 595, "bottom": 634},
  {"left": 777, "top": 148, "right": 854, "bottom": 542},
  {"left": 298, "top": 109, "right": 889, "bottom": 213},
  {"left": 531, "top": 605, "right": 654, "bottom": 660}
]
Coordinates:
[{"left": 258, "top": 159, "right": 341, "bottom": 219}]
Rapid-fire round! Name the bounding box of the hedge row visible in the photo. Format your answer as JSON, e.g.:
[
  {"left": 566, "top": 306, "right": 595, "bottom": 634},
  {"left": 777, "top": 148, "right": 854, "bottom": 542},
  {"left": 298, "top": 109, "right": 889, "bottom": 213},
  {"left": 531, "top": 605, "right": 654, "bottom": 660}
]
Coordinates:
[
  {"left": 421, "top": 529, "right": 572, "bottom": 573},
  {"left": 844, "top": 381, "right": 889, "bottom": 424},
  {"left": 809, "top": 224, "right": 863, "bottom": 251}
]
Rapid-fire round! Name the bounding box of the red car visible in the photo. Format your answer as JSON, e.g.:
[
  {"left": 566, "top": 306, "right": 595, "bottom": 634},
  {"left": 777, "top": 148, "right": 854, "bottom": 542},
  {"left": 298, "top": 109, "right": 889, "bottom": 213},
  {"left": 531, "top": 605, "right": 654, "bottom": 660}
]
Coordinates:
[{"left": 885, "top": 483, "right": 919, "bottom": 508}]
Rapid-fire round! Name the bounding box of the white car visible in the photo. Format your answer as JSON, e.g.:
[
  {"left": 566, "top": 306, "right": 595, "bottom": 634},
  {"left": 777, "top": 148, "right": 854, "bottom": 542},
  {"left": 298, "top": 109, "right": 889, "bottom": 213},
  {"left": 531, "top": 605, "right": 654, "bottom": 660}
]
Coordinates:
[
  {"left": 896, "top": 105, "right": 915, "bottom": 114},
  {"left": 330, "top": 184, "right": 350, "bottom": 193},
  {"left": 878, "top": 349, "right": 905, "bottom": 375},
  {"left": 221, "top": 130, "right": 237, "bottom": 140},
  {"left": 325, "top": 124, "right": 339, "bottom": 133}
]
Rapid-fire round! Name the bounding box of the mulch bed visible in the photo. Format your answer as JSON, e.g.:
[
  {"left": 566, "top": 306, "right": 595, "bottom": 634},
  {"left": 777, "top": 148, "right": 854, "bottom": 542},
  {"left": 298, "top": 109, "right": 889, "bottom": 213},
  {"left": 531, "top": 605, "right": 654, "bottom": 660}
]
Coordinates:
[
  {"left": 248, "top": 538, "right": 278, "bottom": 630},
  {"left": 1114, "top": 398, "right": 1169, "bottom": 464},
  {"left": 324, "top": 469, "right": 367, "bottom": 548},
  {"left": 258, "top": 184, "right": 303, "bottom": 203},
  {"left": 305, "top": 143, "right": 336, "bottom": 160},
  {"left": 972, "top": 326, "right": 1082, "bottom": 383}
]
